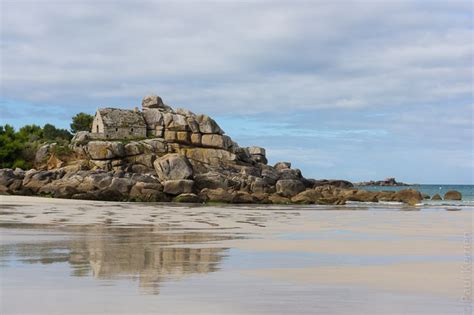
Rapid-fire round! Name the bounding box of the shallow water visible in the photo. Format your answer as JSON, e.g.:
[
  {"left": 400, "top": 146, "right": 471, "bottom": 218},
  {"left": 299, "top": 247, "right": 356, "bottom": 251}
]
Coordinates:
[
  {"left": 0, "top": 196, "right": 472, "bottom": 314},
  {"left": 358, "top": 184, "right": 474, "bottom": 206}
]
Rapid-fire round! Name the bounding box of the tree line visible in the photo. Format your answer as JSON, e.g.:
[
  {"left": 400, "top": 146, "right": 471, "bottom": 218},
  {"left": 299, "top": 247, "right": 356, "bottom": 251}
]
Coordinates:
[{"left": 0, "top": 113, "right": 94, "bottom": 169}]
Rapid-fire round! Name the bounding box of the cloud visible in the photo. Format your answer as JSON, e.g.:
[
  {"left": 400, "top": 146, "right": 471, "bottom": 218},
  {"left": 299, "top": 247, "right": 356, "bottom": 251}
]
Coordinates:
[{"left": 1, "top": 0, "right": 471, "bottom": 114}]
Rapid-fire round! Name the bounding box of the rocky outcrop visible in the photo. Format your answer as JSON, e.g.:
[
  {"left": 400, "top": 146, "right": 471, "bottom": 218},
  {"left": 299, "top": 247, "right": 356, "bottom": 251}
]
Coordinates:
[
  {"left": 0, "top": 94, "right": 426, "bottom": 206},
  {"left": 310, "top": 179, "right": 354, "bottom": 189},
  {"left": 431, "top": 193, "right": 442, "bottom": 200},
  {"left": 356, "top": 178, "right": 409, "bottom": 186},
  {"left": 444, "top": 190, "right": 462, "bottom": 200}
]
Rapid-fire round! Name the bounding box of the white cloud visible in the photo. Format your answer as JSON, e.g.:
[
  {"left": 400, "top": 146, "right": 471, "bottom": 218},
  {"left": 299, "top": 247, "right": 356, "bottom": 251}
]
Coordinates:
[{"left": 1, "top": 0, "right": 471, "bottom": 115}]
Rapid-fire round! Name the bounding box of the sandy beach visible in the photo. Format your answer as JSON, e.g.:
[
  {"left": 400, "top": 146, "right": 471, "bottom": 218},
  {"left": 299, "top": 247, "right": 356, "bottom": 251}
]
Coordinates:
[{"left": 1, "top": 195, "right": 472, "bottom": 314}]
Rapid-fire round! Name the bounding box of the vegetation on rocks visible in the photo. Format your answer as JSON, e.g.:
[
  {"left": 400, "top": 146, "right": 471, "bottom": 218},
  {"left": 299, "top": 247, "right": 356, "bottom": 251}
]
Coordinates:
[
  {"left": 70, "top": 113, "right": 94, "bottom": 134},
  {"left": 0, "top": 124, "right": 72, "bottom": 169}
]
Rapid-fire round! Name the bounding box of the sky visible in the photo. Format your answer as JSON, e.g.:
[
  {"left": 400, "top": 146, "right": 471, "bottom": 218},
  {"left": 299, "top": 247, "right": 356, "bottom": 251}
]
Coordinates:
[{"left": 0, "top": 0, "right": 472, "bottom": 184}]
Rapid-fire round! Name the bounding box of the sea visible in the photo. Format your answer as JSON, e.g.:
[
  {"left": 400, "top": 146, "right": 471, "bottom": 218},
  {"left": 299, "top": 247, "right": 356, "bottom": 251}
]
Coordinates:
[{"left": 357, "top": 184, "right": 474, "bottom": 208}]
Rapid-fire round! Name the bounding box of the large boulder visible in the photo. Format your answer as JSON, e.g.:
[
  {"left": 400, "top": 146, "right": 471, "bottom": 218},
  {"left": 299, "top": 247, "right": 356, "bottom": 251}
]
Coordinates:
[
  {"left": 141, "top": 139, "right": 168, "bottom": 154},
  {"left": 153, "top": 154, "right": 193, "bottom": 181},
  {"left": 276, "top": 179, "right": 305, "bottom": 197},
  {"left": 199, "top": 188, "right": 234, "bottom": 203},
  {"left": 142, "top": 95, "right": 172, "bottom": 111},
  {"left": 129, "top": 181, "right": 165, "bottom": 202},
  {"left": 278, "top": 168, "right": 302, "bottom": 180},
  {"left": 176, "top": 108, "right": 195, "bottom": 117},
  {"left": 0, "top": 168, "right": 25, "bottom": 194},
  {"left": 87, "top": 141, "right": 125, "bottom": 160},
  {"left": 261, "top": 166, "right": 279, "bottom": 185},
  {"left": 195, "top": 115, "right": 224, "bottom": 134},
  {"left": 163, "top": 179, "right": 194, "bottom": 195},
  {"left": 194, "top": 172, "right": 232, "bottom": 190},
  {"left": 186, "top": 117, "right": 200, "bottom": 133},
  {"left": 250, "top": 177, "right": 272, "bottom": 193},
  {"left": 166, "top": 114, "right": 189, "bottom": 131},
  {"left": 201, "top": 134, "right": 232, "bottom": 150},
  {"left": 182, "top": 148, "right": 237, "bottom": 166},
  {"left": 248, "top": 146, "right": 265, "bottom": 156},
  {"left": 71, "top": 131, "right": 90, "bottom": 145},
  {"left": 35, "top": 143, "right": 55, "bottom": 166},
  {"left": 431, "top": 193, "right": 442, "bottom": 200},
  {"left": 346, "top": 189, "right": 379, "bottom": 202},
  {"left": 392, "top": 189, "right": 423, "bottom": 205},
  {"left": 124, "top": 142, "right": 144, "bottom": 156},
  {"left": 291, "top": 189, "right": 323, "bottom": 204},
  {"left": 108, "top": 177, "right": 134, "bottom": 196},
  {"left": 233, "top": 191, "right": 258, "bottom": 204},
  {"left": 22, "top": 170, "right": 63, "bottom": 193},
  {"left": 142, "top": 109, "right": 164, "bottom": 129},
  {"left": 247, "top": 146, "right": 267, "bottom": 165},
  {"left": 444, "top": 190, "right": 462, "bottom": 200}
]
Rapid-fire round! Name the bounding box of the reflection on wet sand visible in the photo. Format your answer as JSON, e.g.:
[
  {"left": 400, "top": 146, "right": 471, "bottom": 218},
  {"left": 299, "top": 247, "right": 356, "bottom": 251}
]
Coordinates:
[{"left": 1, "top": 226, "right": 233, "bottom": 294}]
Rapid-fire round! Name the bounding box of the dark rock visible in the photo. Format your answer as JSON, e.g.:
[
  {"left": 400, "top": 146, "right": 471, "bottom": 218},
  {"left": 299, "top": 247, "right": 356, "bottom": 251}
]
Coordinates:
[
  {"left": 233, "top": 191, "right": 258, "bottom": 204},
  {"left": 311, "top": 179, "right": 353, "bottom": 189},
  {"left": 268, "top": 194, "right": 290, "bottom": 204},
  {"left": 194, "top": 172, "right": 231, "bottom": 190},
  {"left": 199, "top": 188, "right": 234, "bottom": 203},
  {"left": 278, "top": 168, "right": 302, "bottom": 180},
  {"left": 356, "top": 177, "right": 409, "bottom": 186},
  {"left": 431, "top": 193, "right": 442, "bottom": 200},
  {"left": 444, "top": 190, "right": 462, "bottom": 200},
  {"left": 173, "top": 193, "right": 203, "bottom": 203},
  {"left": 163, "top": 179, "right": 194, "bottom": 195},
  {"left": 276, "top": 179, "right": 305, "bottom": 197},
  {"left": 392, "top": 189, "right": 423, "bottom": 205}
]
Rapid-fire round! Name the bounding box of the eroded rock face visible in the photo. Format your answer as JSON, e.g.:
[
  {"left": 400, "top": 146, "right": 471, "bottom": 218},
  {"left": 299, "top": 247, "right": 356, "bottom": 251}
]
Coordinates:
[{"left": 153, "top": 154, "right": 193, "bottom": 181}]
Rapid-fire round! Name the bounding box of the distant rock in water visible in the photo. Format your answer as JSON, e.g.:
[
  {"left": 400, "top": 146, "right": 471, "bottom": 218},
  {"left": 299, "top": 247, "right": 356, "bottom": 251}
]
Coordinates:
[
  {"left": 355, "top": 177, "right": 409, "bottom": 186},
  {"left": 0, "top": 94, "right": 426, "bottom": 206},
  {"left": 431, "top": 193, "right": 442, "bottom": 200},
  {"left": 443, "top": 190, "right": 462, "bottom": 200}
]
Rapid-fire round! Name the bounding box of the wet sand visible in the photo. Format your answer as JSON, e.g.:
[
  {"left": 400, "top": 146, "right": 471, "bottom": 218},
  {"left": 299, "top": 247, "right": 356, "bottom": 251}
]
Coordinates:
[{"left": 0, "top": 195, "right": 472, "bottom": 314}]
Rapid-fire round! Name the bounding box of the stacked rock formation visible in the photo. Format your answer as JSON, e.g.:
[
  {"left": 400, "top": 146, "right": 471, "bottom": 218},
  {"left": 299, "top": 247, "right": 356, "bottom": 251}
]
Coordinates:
[{"left": 0, "top": 95, "right": 431, "bottom": 205}]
